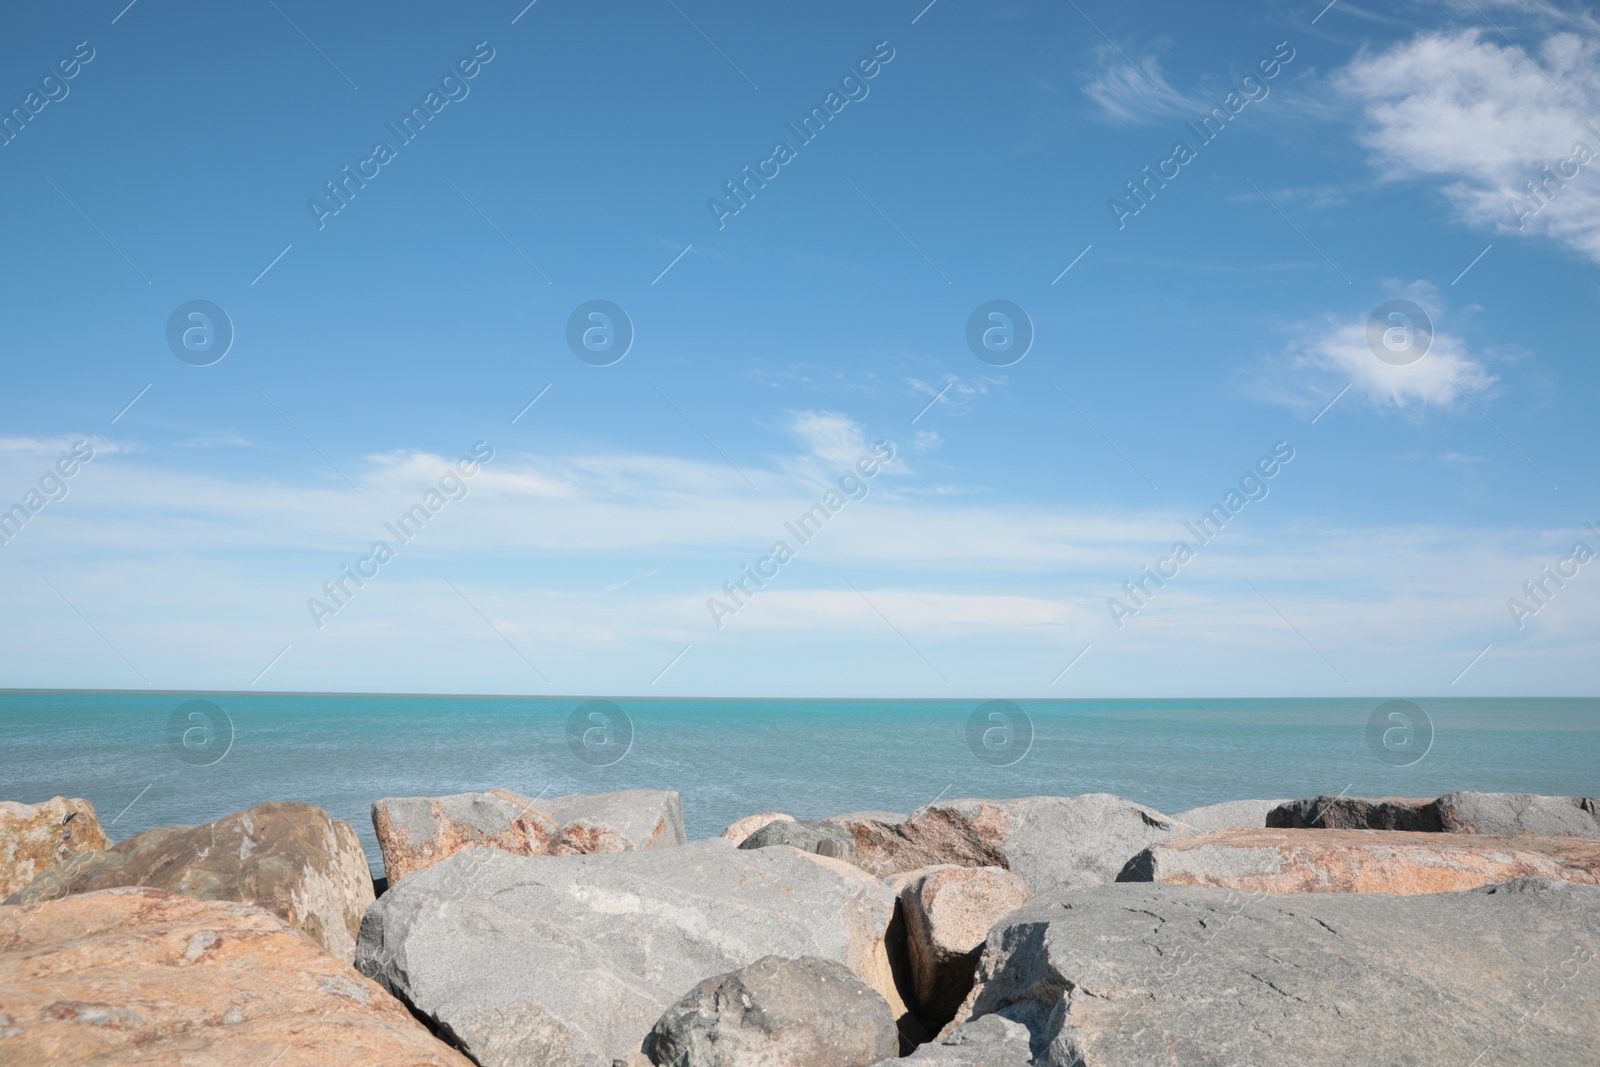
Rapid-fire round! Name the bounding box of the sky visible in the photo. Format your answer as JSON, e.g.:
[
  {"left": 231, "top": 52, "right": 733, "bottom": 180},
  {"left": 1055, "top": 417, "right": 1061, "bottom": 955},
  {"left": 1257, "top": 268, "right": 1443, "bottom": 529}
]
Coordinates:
[{"left": 1, "top": 0, "right": 1598, "bottom": 698}]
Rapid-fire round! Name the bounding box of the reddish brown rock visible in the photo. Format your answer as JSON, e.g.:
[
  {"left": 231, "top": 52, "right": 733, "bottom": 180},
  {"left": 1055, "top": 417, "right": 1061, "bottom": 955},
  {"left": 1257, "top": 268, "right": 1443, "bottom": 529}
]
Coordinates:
[
  {"left": 0, "top": 886, "right": 473, "bottom": 1066},
  {"left": 6, "top": 802, "right": 374, "bottom": 962},
  {"left": 373, "top": 788, "right": 686, "bottom": 884},
  {"left": 719, "top": 811, "right": 794, "bottom": 847},
  {"left": 895, "top": 865, "right": 1032, "bottom": 1025},
  {"left": 0, "top": 797, "right": 108, "bottom": 899},
  {"left": 1125, "top": 828, "right": 1600, "bottom": 895}
]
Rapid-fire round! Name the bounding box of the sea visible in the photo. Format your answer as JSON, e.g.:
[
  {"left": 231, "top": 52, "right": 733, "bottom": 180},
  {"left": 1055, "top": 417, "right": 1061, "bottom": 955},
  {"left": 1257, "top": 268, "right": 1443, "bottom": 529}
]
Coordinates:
[{"left": 3, "top": 691, "right": 1596, "bottom": 877}]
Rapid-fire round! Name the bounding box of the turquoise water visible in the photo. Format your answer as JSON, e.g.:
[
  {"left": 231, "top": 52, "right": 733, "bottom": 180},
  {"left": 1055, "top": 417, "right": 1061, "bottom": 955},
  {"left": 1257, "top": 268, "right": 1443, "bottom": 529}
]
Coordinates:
[{"left": 2, "top": 692, "right": 1596, "bottom": 877}]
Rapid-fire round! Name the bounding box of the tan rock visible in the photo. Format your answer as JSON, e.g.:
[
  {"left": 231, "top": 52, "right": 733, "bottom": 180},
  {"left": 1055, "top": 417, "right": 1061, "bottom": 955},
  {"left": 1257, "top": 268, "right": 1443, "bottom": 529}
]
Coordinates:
[
  {"left": 372, "top": 788, "right": 686, "bottom": 883},
  {"left": 719, "top": 811, "right": 794, "bottom": 847},
  {"left": 1127, "top": 828, "right": 1600, "bottom": 895},
  {"left": 896, "top": 865, "right": 1031, "bottom": 1024},
  {"left": 6, "top": 802, "right": 374, "bottom": 962},
  {"left": 0, "top": 797, "right": 108, "bottom": 898},
  {"left": 0, "top": 886, "right": 473, "bottom": 1066}
]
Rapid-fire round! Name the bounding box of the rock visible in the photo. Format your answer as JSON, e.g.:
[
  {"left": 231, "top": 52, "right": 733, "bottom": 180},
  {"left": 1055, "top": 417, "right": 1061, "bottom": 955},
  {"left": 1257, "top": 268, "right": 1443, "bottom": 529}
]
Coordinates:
[
  {"left": 373, "top": 788, "right": 686, "bottom": 883},
  {"left": 0, "top": 796, "right": 108, "bottom": 898},
  {"left": 718, "top": 811, "right": 793, "bottom": 847},
  {"left": 1266, "top": 795, "right": 1440, "bottom": 831},
  {"left": 6, "top": 801, "right": 373, "bottom": 962},
  {"left": 740, "top": 818, "right": 860, "bottom": 864},
  {"left": 356, "top": 839, "right": 910, "bottom": 1067},
  {"left": 372, "top": 791, "right": 557, "bottom": 884},
  {"left": 825, "top": 811, "right": 909, "bottom": 825},
  {"left": 542, "top": 789, "right": 688, "bottom": 855},
  {"left": 954, "top": 878, "right": 1600, "bottom": 1066},
  {"left": 1169, "top": 798, "right": 1283, "bottom": 836},
  {"left": 835, "top": 794, "right": 1178, "bottom": 892},
  {"left": 1266, "top": 793, "right": 1600, "bottom": 840},
  {"left": 872, "top": 1014, "right": 1034, "bottom": 1066},
  {"left": 1122, "top": 828, "right": 1600, "bottom": 894},
  {"left": 1435, "top": 791, "right": 1600, "bottom": 838},
  {"left": 896, "top": 866, "right": 1031, "bottom": 1025},
  {"left": 0, "top": 886, "right": 474, "bottom": 1067},
  {"left": 647, "top": 955, "right": 898, "bottom": 1067}
]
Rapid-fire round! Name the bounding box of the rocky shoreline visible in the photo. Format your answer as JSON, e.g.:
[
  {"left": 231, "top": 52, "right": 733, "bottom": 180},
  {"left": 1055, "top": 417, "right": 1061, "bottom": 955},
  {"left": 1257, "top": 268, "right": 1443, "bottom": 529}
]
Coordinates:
[{"left": 2, "top": 788, "right": 1597, "bottom": 1065}]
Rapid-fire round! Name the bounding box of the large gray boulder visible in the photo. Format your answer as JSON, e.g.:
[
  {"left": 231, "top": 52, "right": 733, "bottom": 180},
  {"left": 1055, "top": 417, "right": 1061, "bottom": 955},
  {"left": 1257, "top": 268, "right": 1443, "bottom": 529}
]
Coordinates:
[
  {"left": 739, "top": 819, "right": 860, "bottom": 864},
  {"left": 948, "top": 878, "right": 1600, "bottom": 1066},
  {"left": 1169, "top": 798, "right": 1283, "bottom": 836},
  {"left": 832, "top": 794, "right": 1179, "bottom": 893},
  {"left": 1435, "top": 792, "right": 1600, "bottom": 838},
  {"left": 355, "top": 839, "right": 910, "bottom": 1067},
  {"left": 372, "top": 788, "right": 685, "bottom": 882},
  {"left": 647, "top": 955, "right": 898, "bottom": 1067}
]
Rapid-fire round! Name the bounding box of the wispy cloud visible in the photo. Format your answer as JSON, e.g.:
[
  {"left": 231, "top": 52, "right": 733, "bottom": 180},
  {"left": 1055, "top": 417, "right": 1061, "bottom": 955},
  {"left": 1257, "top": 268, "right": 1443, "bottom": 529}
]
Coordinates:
[{"left": 1082, "top": 45, "right": 1213, "bottom": 125}]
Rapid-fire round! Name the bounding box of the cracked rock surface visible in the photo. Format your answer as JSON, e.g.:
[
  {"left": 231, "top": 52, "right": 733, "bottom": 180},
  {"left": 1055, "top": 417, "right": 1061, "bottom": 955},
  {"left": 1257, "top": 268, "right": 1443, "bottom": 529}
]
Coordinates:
[{"left": 943, "top": 878, "right": 1600, "bottom": 1066}]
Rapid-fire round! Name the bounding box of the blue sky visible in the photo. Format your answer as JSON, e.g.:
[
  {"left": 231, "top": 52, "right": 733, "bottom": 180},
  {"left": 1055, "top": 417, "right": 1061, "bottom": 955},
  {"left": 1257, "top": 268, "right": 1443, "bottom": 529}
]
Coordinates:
[{"left": 2, "top": 0, "right": 1598, "bottom": 697}]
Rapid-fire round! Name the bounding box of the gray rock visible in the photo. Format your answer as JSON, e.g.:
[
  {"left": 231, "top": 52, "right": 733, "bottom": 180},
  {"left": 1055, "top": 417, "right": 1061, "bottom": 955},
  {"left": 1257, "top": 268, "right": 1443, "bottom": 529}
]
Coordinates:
[
  {"left": 1266, "top": 795, "right": 1440, "bottom": 831},
  {"left": 1169, "top": 799, "right": 1283, "bottom": 836},
  {"left": 373, "top": 788, "right": 685, "bottom": 883},
  {"left": 1435, "top": 791, "right": 1600, "bottom": 838},
  {"left": 740, "top": 819, "right": 860, "bottom": 865},
  {"left": 873, "top": 1014, "right": 1034, "bottom": 1066},
  {"left": 545, "top": 789, "right": 688, "bottom": 853},
  {"left": 837, "top": 794, "right": 1180, "bottom": 894},
  {"left": 355, "top": 839, "right": 909, "bottom": 1067},
  {"left": 647, "top": 955, "right": 898, "bottom": 1067},
  {"left": 952, "top": 877, "right": 1600, "bottom": 1066}
]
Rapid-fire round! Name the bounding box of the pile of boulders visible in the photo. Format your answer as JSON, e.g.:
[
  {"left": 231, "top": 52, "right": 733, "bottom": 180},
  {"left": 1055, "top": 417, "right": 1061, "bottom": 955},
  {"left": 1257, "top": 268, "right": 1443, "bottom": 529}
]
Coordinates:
[{"left": 2, "top": 788, "right": 1596, "bottom": 1066}]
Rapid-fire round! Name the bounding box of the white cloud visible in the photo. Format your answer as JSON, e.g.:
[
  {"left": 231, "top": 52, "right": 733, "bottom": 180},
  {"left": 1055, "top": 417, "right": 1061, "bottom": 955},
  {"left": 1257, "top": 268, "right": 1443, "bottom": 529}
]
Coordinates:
[
  {"left": 1288, "top": 317, "right": 1496, "bottom": 411},
  {"left": 1340, "top": 29, "right": 1600, "bottom": 260},
  {"left": 1256, "top": 285, "right": 1496, "bottom": 413},
  {"left": 1083, "top": 47, "right": 1209, "bottom": 125}
]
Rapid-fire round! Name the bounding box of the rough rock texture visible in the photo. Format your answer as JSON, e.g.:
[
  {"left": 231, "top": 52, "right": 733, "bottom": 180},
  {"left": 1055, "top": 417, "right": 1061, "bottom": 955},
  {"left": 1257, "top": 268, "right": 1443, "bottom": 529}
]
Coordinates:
[
  {"left": 0, "top": 796, "right": 109, "bottom": 899},
  {"left": 871, "top": 1014, "right": 1034, "bottom": 1066},
  {"left": 1435, "top": 791, "right": 1600, "bottom": 838},
  {"left": 718, "top": 811, "right": 792, "bottom": 847},
  {"left": 739, "top": 818, "right": 860, "bottom": 864},
  {"left": 543, "top": 789, "right": 688, "bottom": 855},
  {"left": 1169, "top": 798, "right": 1282, "bottom": 836},
  {"left": 7, "top": 802, "right": 373, "bottom": 962},
  {"left": 950, "top": 878, "right": 1600, "bottom": 1066},
  {"left": 1123, "top": 828, "right": 1600, "bottom": 894},
  {"left": 897, "top": 866, "right": 1032, "bottom": 1025},
  {"left": 647, "top": 955, "right": 898, "bottom": 1067},
  {"left": 1266, "top": 793, "right": 1600, "bottom": 840},
  {"left": 0, "top": 886, "right": 475, "bottom": 1067},
  {"left": 1267, "top": 795, "right": 1441, "bottom": 831},
  {"left": 834, "top": 794, "right": 1178, "bottom": 892},
  {"left": 373, "top": 788, "right": 686, "bottom": 883},
  {"left": 356, "top": 839, "right": 910, "bottom": 1067}
]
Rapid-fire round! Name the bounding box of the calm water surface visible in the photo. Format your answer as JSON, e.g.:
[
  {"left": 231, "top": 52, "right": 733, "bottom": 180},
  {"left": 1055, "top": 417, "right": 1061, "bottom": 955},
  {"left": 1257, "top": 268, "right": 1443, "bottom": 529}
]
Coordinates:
[{"left": 3, "top": 692, "right": 1595, "bottom": 876}]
